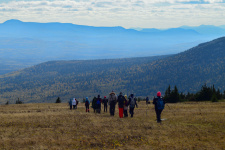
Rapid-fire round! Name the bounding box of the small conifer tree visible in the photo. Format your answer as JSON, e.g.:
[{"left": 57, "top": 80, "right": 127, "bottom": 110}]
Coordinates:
[
  {"left": 5, "top": 101, "right": 9, "bottom": 105},
  {"left": 211, "top": 93, "right": 218, "bottom": 102},
  {"left": 137, "top": 97, "right": 141, "bottom": 102},
  {"left": 16, "top": 98, "right": 23, "bottom": 104},
  {"left": 56, "top": 97, "right": 61, "bottom": 103}
]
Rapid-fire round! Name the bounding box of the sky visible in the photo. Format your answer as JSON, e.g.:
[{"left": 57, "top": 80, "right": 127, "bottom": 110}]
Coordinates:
[{"left": 0, "top": 0, "right": 225, "bottom": 29}]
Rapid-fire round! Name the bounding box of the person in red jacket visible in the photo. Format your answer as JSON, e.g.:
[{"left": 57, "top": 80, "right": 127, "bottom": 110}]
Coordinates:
[{"left": 117, "top": 92, "right": 126, "bottom": 118}]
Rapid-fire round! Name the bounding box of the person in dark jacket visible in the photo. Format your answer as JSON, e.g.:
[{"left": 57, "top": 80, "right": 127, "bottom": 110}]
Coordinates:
[
  {"left": 92, "top": 97, "right": 97, "bottom": 113},
  {"left": 117, "top": 92, "right": 126, "bottom": 118},
  {"left": 96, "top": 95, "right": 102, "bottom": 113},
  {"left": 146, "top": 96, "right": 150, "bottom": 104},
  {"left": 69, "top": 99, "right": 72, "bottom": 110},
  {"left": 108, "top": 91, "right": 117, "bottom": 116},
  {"left": 102, "top": 96, "right": 108, "bottom": 112},
  {"left": 128, "top": 94, "right": 138, "bottom": 118},
  {"left": 123, "top": 95, "right": 128, "bottom": 117},
  {"left": 153, "top": 91, "right": 165, "bottom": 123},
  {"left": 85, "top": 97, "right": 90, "bottom": 112},
  {"left": 75, "top": 99, "right": 79, "bottom": 109}
]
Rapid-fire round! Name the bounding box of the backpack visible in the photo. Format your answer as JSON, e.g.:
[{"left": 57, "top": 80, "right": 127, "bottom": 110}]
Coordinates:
[
  {"left": 130, "top": 97, "right": 135, "bottom": 108},
  {"left": 109, "top": 94, "right": 116, "bottom": 105},
  {"left": 97, "top": 100, "right": 101, "bottom": 105},
  {"left": 157, "top": 97, "right": 164, "bottom": 110},
  {"left": 118, "top": 95, "right": 124, "bottom": 105}
]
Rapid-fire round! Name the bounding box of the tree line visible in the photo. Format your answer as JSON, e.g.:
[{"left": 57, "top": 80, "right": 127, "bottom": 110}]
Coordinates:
[
  {"left": 3, "top": 83, "right": 225, "bottom": 105},
  {"left": 164, "top": 84, "right": 225, "bottom": 103}
]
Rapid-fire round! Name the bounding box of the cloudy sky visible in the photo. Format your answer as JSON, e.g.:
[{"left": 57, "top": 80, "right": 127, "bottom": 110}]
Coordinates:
[{"left": 0, "top": 0, "right": 225, "bottom": 28}]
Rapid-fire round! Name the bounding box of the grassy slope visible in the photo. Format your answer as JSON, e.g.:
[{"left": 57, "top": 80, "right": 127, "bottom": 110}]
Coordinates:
[{"left": 0, "top": 101, "right": 224, "bottom": 149}]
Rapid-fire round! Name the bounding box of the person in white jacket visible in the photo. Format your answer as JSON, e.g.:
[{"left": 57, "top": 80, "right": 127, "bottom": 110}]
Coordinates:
[{"left": 72, "top": 98, "right": 76, "bottom": 109}]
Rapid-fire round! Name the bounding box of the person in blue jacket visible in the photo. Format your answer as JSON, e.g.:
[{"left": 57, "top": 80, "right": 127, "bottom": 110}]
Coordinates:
[
  {"left": 85, "top": 97, "right": 90, "bottom": 112},
  {"left": 153, "top": 91, "right": 165, "bottom": 123},
  {"left": 69, "top": 99, "right": 72, "bottom": 110}
]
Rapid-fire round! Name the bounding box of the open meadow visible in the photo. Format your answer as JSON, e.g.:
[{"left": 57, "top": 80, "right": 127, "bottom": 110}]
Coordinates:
[{"left": 0, "top": 101, "right": 224, "bottom": 149}]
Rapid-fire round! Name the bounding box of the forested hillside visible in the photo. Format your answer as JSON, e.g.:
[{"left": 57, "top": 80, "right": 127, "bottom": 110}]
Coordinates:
[
  {"left": 0, "top": 55, "right": 169, "bottom": 103},
  {"left": 140, "top": 36, "right": 225, "bottom": 93},
  {"left": 0, "top": 37, "right": 225, "bottom": 104}
]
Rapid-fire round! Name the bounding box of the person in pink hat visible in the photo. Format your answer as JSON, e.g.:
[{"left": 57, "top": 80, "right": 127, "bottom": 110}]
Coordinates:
[{"left": 153, "top": 91, "right": 165, "bottom": 123}]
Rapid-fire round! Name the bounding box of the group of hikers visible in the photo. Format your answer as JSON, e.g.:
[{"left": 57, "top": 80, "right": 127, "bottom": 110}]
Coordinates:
[
  {"left": 68, "top": 98, "right": 79, "bottom": 110},
  {"left": 70, "top": 91, "right": 165, "bottom": 123}
]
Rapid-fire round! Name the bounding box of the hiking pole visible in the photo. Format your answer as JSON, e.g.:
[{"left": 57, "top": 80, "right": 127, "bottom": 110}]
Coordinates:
[
  {"left": 146, "top": 103, "right": 149, "bottom": 117},
  {"left": 166, "top": 103, "right": 171, "bottom": 109},
  {"left": 166, "top": 103, "right": 176, "bottom": 116}
]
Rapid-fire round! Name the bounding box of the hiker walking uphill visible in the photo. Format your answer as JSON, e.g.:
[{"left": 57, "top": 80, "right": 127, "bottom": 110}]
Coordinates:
[
  {"left": 128, "top": 94, "right": 138, "bottom": 118},
  {"left": 102, "top": 96, "right": 108, "bottom": 112},
  {"left": 85, "top": 97, "right": 90, "bottom": 112},
  {"left": 117, "top": 92, "right": 126, "bottom": 118},
  {"left": 153, "top": 91, "right": 165, "bottom": 123},
  {"left": 108, "top": 91, "right": 117, "bottom": 116}
]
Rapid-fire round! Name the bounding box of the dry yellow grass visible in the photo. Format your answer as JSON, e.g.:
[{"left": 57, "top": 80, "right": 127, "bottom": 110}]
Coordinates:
[{"left": 0, "top": 101, "right": 224, "bottom": 149}]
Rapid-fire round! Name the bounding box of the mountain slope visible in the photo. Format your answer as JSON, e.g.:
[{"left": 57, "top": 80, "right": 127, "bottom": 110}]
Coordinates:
[
  {"left": 138, "top": 36, "right": 225, "bottom": 94},
  {"left": 0, "top": 55, "right": 169, "bottom": 103},
  {"left": 1, "top": 37, "right": 225, "bottom": 104}
]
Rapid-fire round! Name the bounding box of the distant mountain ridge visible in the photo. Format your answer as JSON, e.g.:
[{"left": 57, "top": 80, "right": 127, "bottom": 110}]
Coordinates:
[
  {"left": 140, "top": 25, "right": 225, "bottom": 36},
  {"left": 180, "top": 25, "right": 225, "bottom": 35},
  {"left": 0, "top": 37, "right": 225, "bottom": 104},
  {"left": 1, "top": 19, "right": 225, "bottom": 75},
  {"left": 139, "top": 28, "right": 200, "bottom": 36}
]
